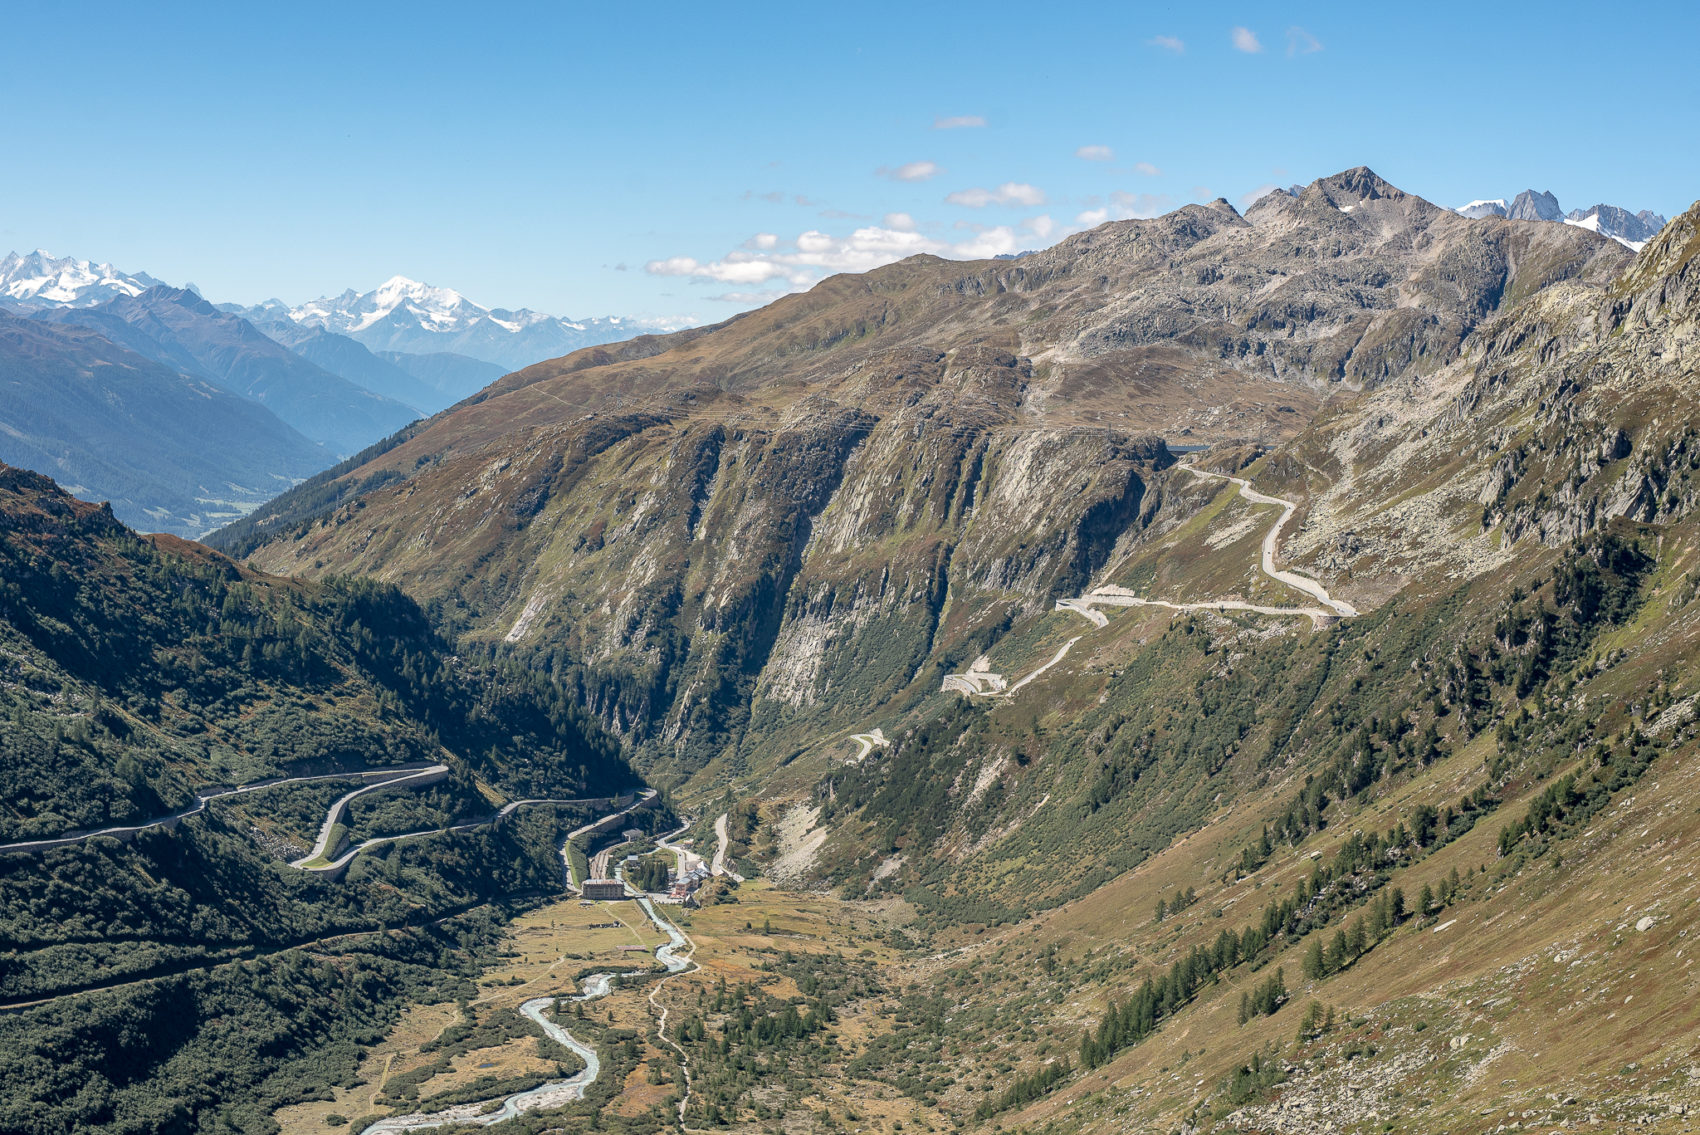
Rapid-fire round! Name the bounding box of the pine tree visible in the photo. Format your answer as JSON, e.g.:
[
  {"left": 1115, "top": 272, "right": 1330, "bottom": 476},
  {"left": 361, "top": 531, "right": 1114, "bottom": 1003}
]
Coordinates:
[
  {"left": 1418, "top": 882, "right": 1435, "bottom": 917},
  {"left": 1303, "top": 936, "right": 1326, "bottom": 980},
  {"left": 1367, "top": 893, "right": 1388, "bottom": 939}
]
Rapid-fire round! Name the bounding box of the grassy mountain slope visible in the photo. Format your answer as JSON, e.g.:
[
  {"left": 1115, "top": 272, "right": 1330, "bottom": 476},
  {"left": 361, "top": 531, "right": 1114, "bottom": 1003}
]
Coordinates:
[
  {"left": 220, "top": 170, "right": 1628, "bottom": 793},
  {"left": 605, "top": 200, "right": 1700, "bottom": 1135}
]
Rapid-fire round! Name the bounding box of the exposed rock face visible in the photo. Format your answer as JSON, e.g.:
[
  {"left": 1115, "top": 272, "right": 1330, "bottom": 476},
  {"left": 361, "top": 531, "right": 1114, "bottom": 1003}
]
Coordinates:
[
  {"left": 1507, "top": 189, "right": 1564, "bottom": 222},
  {"left": 1272, "top": 195, "right": 1700, "bottom": 585},
  {"left": 1566, "top": 203, "right": 1669, "bottom": 244}
]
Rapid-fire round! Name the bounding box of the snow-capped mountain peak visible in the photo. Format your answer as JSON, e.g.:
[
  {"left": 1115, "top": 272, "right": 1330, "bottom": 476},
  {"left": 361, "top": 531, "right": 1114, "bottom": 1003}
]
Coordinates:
[
  {"left": 0, "top": 249, "right": 166, "bottom": 308},
  {"left": 1455, "top": 190, "right": 1668, "bottom": 251},
  {"left": 1455, "top": 199, "right": 1507, "bottom": 219},
  {"left": 364, "top": 275, "right": 476, "bottom": 330},
  {"left": 1562, "top": 204, "right": 1667, "bottom": 251},
  {"left": 272, "top": 276, "right": 698, "bottom": 371}
]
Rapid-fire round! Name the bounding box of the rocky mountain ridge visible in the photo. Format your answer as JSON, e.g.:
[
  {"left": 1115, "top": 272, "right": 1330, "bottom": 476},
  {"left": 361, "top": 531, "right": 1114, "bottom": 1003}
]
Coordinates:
[{"left": 1456, "top": 189, "right": 1668, "bottom": 248}]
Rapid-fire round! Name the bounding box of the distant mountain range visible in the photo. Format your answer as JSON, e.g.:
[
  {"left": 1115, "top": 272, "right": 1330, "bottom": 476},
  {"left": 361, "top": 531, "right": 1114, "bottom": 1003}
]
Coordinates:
[
  {"left": 228, "top": 276, "right": 694, "bottom": 372},
  {"left": 0, "top": 249, "right": 685, "bottom": 536},
  {"left": 1, "top": 250, "right": 694, "bottom": 375},
  {"left": 35, "top": 287, "right": 419, "bottom": 455},
  {"left": 1454, "top": 190, "right": 1667, "bottom": 248}
]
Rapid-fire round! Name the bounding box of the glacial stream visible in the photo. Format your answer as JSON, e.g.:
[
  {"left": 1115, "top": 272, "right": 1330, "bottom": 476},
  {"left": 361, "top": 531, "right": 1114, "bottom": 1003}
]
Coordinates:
[{"left": 358, "top": 874, "right": 691, "bottom": 1134}]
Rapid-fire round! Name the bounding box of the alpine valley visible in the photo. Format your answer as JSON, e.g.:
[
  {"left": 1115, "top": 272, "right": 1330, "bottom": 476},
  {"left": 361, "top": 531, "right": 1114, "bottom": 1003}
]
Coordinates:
[{"left": 8, "top": 167, "right": 1700, "bottom": 1135}]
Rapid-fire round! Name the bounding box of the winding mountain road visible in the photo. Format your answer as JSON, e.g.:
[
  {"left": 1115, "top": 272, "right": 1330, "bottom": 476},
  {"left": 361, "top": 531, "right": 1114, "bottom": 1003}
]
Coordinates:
[
  {"left": 1178, "top": 464, "right": 1358, "bottom": 617},
  {"left": 844, "top": 730, "right": 889, "bottom": 763},
  {"left": 943, "top": 461, "right": 1356, "bottom": 700},
  {"left": 708, "top": 812, "right": 745, "bottom": 883},
  {"left": 290, "top": 766, "right": 452, "bottom": 867},
  {"left": 0, "top": 764, "right": 448, "bottom": 858},
  {"left": 1, "top": 761, "right": 647, "bottom": 887}
]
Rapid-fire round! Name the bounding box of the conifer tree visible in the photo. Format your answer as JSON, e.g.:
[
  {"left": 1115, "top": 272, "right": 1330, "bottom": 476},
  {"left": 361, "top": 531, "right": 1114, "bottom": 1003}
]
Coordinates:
[{"left": 1303, "top": 936, "right": 1326, "bottom": 980}]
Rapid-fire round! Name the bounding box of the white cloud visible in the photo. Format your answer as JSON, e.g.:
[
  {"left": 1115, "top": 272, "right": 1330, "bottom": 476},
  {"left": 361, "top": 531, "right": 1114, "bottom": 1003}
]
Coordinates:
[
  {"left": 947, "top": 181, "right": 1048, "bottom": 208},
  {"left": 645, "top": 213, "right": 1061, "bottom": 297},
  {"left": 933, "top": 115, "right": 986, "bottom": 129},
  {"left": 1111, "top": 191, "right": 1170, "bottom": 217},
  {"left": 708, "top": 290, "right": 792, "bottom": 304},
  {"left": 745, "top": 232, "right": 779, "bottom": 250},
  {"left": 1075, "top": 191, "right": 1173, "bottom": 229},
  {"left": 1149, "top": 35, "right": 1184, "bottom": 52},
  {"left": 883, "top": 212, "right": 917, "bottom": 231},
  {"left": 1286, "top": 26, "right": 1322, "bottom": 55},
  {"left": 1076, "top": 144, "right": 1114, "bottom": 162},
  {"left": 952, "top": 226, "right": 1024, "bottom": 258},
  {"left": 1231, "top": 26, "right": 1263, "bottom": 53},
  {"left": 1239, "top": 183, "right": 1282, "bottom": 207},
  {"left": 743, "top": 190, "right": 785, "bottom": 203},
  {"left": 1134, "top": 161, "right": 1162, "bottom": 177},
  {"left": 645, "top": 255, "right": 799, "bottom": 285},
  {"left": 877, "top": 160, "right": 942, "bottom": 182}
]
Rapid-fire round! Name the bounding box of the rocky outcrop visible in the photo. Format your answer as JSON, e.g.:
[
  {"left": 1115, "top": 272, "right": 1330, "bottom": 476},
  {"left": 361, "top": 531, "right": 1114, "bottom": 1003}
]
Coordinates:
[{"left": 1507, "top": 189, "right": 1564, "bottom": 222}]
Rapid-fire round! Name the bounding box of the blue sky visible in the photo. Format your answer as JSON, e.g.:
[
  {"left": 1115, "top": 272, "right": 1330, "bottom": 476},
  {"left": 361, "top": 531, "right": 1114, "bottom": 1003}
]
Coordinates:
[{"left": 3, "top": 1, "right": 1696, "bottom": 321}]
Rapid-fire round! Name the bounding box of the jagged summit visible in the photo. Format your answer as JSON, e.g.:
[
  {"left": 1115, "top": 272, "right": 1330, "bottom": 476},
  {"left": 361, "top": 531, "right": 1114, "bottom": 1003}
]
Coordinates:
[
  {"left": 262, "top": 276, "right": 696, "bottom": 371},
  {"left": 1315, "top": 165, "right": 1407, "bottom": 202},
  {"left": 1507, "top": 188, "right": 1564, "bottom": 222},
  {"left": 0, "top": 249, "right": 165, "bottom": 308},
  {"left": 1456, "top": 198, "right": 1508, "bottom": 219},
  {"left": 1455, "top": 188, "right": 1668, "bottom": 250}
]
